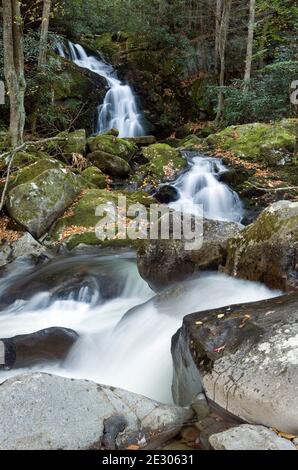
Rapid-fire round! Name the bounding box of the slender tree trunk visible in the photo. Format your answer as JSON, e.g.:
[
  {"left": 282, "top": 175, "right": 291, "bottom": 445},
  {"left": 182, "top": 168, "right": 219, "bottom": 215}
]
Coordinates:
[
  {"left": 215, "top": 0, "right": 222, "bottom": 74},
  {"left": 38, "top": 0, "right": 52, "bottom": 68},
  {"left": 244, "top": 0, "right": 256, "bottom": 88},
  {"left": 216, "top": 0, "right": 232, "bottom": 121},
  {"left": 3, "top": 0, "right": 26, "bottom": 147}
]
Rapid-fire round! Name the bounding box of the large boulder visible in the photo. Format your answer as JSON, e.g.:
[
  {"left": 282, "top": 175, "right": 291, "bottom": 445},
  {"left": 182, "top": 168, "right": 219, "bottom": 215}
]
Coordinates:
[
  {"left": 26, "top": 56, "right": 107, "bottom": 135},
  {"left": 138, "top": 144, "right": 187, "bottom": 186},
  {"left": 0, "top": 373, "right": 194, "bottom": 450},
  {"left": 9, "top": 157, "right": 64, "bottom": 189},
  {"left": 87, "top": 150, "right": 131, "bottom": 178},
  {"left": 0, "top": 327, "right": 78, "bottom": 369},
  {"left": 224, "top": 200, "right": 298, "bottom": 291},
  {"left": 137, "top": 217, "right": 243, "bottom": 291},
  {"left": 0, "top": 232, "right": 48, "bottom": 268},
  {"left": 6, "top": 168, "right": 82, "bottom": 238},
  {"left": 171, "top": 291, "right": 298, "bottom": 434},
  {"left": 87, "top": 135, "right": 137, "bottom": 160},
  {"left": 49, "top": 188, "right": 155, "bottom": 250},
  {"left": 209, "top": 425, "right": 296, "bottom": 450},
  {"left": 81, "top": 166, "right": 106, "bottom": 188},
  {"left": 205, "top": 121, "right": 297, "bottom": 166}
]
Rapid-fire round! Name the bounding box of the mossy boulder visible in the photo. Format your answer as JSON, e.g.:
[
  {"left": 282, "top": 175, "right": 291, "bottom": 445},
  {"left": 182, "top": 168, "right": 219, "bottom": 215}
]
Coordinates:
[
  {"left": 178, "top": 135, "right": 203, "bottom": 150},
  {"left": 81, "top": 166, "right": 106, "bottom": 188},
  {"left": 0, "top": 151, "right": 50, "bottom": 174},
  {"left": 225, "top": 200, "right": 298, "bottom": 291},
  {"left": 59, "top": 129, "right": 86, "bottom": 157},
  {"left": 49, "top": 188, "right": 155, "bottom": 250},
  {"left": 26, "top": 56, "right": 107, "bottom": 135},
  {"left": 87, "top": 151, "right": 131, "bottom": 179},
  {"left": 87, "top": 135, "right": 137, "bottom": 160},
  {"left": 7, "top": 169, "right": 82, "bottom": 238},
  {"left": 138, "top": 144, "right": 187, "bottom": 186},
  {"left": 9, "top": 158, "right": 64, "bottom": 189},
  {"left": 205, "top": 122, "right": 297, "bottom": 166}
]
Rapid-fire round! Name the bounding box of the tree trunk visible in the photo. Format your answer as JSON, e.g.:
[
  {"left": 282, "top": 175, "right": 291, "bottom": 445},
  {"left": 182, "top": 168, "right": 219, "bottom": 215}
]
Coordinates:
[
  {"left": 216, "top": 0, "right": 232, "bottom": 121},
  {"left": 244, "top": 0, "right": 256, "bottom": 87},
  {"left": 3, "top": 0, "right": 26, "bottom": 148},
  {"left": 215, "top": 0, "right": 222, "bottom": 74},
  {"left": 38, "top": 0, "right": 52, "bottom": 68}
]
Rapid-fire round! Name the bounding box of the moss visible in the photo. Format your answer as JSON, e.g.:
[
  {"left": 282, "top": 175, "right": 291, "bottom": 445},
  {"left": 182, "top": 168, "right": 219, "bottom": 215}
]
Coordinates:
[
  {"left": 87, "top": 135, "right": 137, "bottom": 160},
  {"left": 139, "top": 143, "right": 187, "bottom": 183},
  {"left": 88, "top": 151, "right": 131, "bottom": 178},
  {"left": 81, "top": 166, "right": 106, "bottom": 188},
  {"left": 10, "top": 158, "right": 64, "bottom": 189},
  {"left": 49, "top": 188, "right": 156, "bottom": 249},
  {"left": 205, "top": 122, "right": 296, "bottom": 166},
  {"left": 0, "top": 151, "right": 49, "bottom": 174},
  {"left": 179, "top": 135, "right": 203, "bottom": 149}
]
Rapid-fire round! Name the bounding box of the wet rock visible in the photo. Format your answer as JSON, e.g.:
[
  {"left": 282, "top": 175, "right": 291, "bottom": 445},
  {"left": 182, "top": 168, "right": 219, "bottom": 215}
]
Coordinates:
[
  {"left": 0, "top": 373, "right": 194, "bottom": 450},
  {"left": 126, "top": 136, "right": 156, "bottom": 146},
  {"left": 81, "top": 166, "right": 106, "bottom": 188},
  {"left": 138, "top": 144, "right": 187, "bottom": 185},
  {"left": 49, "top": 188, "right": 155, "bottom": 250},
  {"left": 191, "top": 393, "right": 210, "bottom": 421},
  {"left": 87, "top": 150, "right": 131, "bottom": 178},
  {"left": 224, "top": 200, "right": 298, "bottom": 291},
  {"left": 209, "top": 425, "right": 296, "bottom": 450},
  {"left": 154, "top": 185, "right": 180, "bottom": 204},
  {"left": 171, "top": 291, "right": 298, "bottom": 434},
  {"left": 0, "top": 232, "right": 48, "bottom": 268},
  {"left": 137, "top": 216, "right": 243, "bottom": 291},
  {"left": 7, "top": 168, "right": 82, "bottom": 238},
  {"left": 205, "top": 121, "right": 297, "bottom": 166},
  {"left": 0, "top": 327, "right": 78, "bottom": 369},
  {"left": 87, "top": 135, "right": 137, "bottom": 160}
]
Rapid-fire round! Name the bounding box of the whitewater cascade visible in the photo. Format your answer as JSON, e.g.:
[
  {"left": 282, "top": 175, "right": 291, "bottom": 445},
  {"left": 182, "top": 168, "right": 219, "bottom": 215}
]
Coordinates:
[
  {"left": 58, "top": 41, "right": 145, "bottom": 137},
  {"left": 0, "top": 254, "right": 280, "bottom": 404},
  {"left": 170, "top": 152, "right": 244, "bottom": 223}
]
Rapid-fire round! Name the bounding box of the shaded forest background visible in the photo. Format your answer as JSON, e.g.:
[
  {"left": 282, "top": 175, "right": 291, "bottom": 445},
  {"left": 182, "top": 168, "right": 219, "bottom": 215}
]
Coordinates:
[{"left": 0, "top": 0, "right": 297, "bottom": 138}]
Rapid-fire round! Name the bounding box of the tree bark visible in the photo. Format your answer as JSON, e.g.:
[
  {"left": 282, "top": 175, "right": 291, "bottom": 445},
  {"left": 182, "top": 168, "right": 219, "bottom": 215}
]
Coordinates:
[
  {"left": 216, "top": 0, "right": 232, "bottom": 121},
  {"left": 244, "top": 0, "right": 256, "bottom": 87},
  {"left": 215, "top": 0, "right": 222, "bottom": 74},
  {"left": 3, "top": 0, "right": 26, "bottom": 148},
  {"left": 38, "top": 0, "right": 52, "bottom": 68}
]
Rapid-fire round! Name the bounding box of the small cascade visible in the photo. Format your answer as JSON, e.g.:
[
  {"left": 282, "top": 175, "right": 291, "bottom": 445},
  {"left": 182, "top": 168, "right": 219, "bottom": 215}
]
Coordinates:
[
  {"left": 58, "top": 41, "right": 145, "bottom": 137},
  {"left": 170, "top": 152, "right": 244, "bottom": 222}
]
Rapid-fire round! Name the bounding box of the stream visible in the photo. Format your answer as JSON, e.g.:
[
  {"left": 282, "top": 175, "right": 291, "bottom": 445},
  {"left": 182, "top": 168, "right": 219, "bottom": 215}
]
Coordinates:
[
  {"left": 0, "top": 46, "right": 281, "bottom": 405},
  {"left": 0, "top": 151, "right": 280, "bottom": 403}
]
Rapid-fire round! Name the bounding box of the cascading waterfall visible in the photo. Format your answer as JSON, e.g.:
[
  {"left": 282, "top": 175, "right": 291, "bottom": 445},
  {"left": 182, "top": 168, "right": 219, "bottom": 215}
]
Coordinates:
[
  {"left": 170, "top": 152, "right": 244, "bottom": 223},
  {"left": 0, "top": 254, "right": 280, "bottom": 403},
  {"left": 58, "top": 41, "right": 145, "bottom": 137}
]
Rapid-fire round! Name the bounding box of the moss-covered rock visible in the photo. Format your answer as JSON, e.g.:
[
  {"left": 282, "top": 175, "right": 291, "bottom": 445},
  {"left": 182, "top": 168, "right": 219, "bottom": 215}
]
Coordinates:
[
  {"left": 26, "top": 56, "right": 107, "bottom": 135},
  {"left": 59, "top": 129, "right": 86, "bottom": 157},
  {"left": 81, "top": 166, "right": 106, "bottom": 188},
  {"left": 7, "top": 169, "right": 82, "bottom": 238},
  {"left": 205, "top": 122, "right": 296, "bottom": 166},
  {"left": 49, "top": 188, "right": 155, "bottom": 249},
  {"left": 9, "top": 158, "right": 64, "bottom": 189},
  {"left": 224, "top": 200, "right": 298, "bottom": 291},
  {"left": 87, "top": 151, "right": 131, "bottom": 178},
  {"left": 87, "top": 135, "right": 137, "bottom": 160},
  {"left": 178, "top": 135, "right": 203, "bottom": 150},
  {"left": 138, "top": 144, "right": 187, "bottom": 186}
]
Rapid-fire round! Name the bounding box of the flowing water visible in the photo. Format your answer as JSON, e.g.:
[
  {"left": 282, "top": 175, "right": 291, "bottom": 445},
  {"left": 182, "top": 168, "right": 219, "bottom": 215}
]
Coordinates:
[
  {"left": 57, "top": 42, "right": 145, "bottom": 137},
  {"left": 0, "top": 253, "right": 280, "bottom": 403},
  {"left": 170, "top": 152, "right": 244, "bottom": 223},
  {"left": 0, "top": 50, "right": 279, "bottom": 404}
]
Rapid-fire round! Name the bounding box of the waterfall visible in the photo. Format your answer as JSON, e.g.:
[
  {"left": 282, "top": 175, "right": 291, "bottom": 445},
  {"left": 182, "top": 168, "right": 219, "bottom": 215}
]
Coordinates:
[
  {"left": 170, "top": 152, "right": 244, "bottom": 223},
  {"left": 58, "top": 41, "right": 145, "bottom": 137}
]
